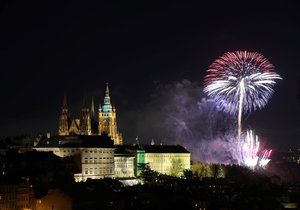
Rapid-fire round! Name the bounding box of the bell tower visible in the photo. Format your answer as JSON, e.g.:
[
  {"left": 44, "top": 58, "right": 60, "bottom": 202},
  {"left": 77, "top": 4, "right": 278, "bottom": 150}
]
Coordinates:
[
  {"left": 98, "top": 83, "right": 123, "bottom": 144},
  {"left": 80, "top": 96, "right": 92, "bottom": 135},
  {"left": 58, "top": 93, "right": 70, "bottom": 136}
]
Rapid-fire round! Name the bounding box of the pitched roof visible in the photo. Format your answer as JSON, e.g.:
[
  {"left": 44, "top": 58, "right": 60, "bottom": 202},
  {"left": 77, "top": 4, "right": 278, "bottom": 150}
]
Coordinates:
[
  {"left": 114, "top": 147, "right": 135, "bottom": 156},
  {"left": 142, "top": 145, "right": 190, "bottom": 153},
  {"left": 35, "top": 134, "right": 114, "bottom": 148},
  {"left": 116, "top": 144, "right": 190, "bottom": 154}
]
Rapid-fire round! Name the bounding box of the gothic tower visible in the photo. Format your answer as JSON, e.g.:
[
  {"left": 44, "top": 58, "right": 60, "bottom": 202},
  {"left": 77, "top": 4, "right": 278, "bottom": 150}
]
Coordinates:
[
  {"left": 80, "top": 96, "right": 92, "bottom": 135},
  {"left": 90, "top": 96, "right": 98, "bottom": 134},
  {"left": 91, "top": 96, "right": 95, "bottom": 119},
  {"left": 58, "top": 93, "right": 70, "bottom": 136},
  {"left": 98, "top": 83, "right": 123, "bottom": 145}
]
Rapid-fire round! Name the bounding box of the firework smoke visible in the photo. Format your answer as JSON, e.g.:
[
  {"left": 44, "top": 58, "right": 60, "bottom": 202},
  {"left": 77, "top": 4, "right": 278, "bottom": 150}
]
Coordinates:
[
  {"left": 124, "top": 79, "right": 275, "bottom": 168},
  {"left": 128, "top": 80, "right": 236, "bottom": 163}
]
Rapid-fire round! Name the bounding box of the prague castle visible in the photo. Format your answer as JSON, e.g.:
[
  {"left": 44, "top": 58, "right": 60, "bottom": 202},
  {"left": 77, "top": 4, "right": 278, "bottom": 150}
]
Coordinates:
[
  {"left": 35, "top": 83, "right": 191, "bottom": 182},
  {"left": 58, "top": 83, "right": 123, "bottom": 145}
]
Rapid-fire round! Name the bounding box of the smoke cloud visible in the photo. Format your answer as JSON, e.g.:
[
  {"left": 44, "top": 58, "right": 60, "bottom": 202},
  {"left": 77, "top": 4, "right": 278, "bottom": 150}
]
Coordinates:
[{"left": 122, "top": 79, "right": 238, "bottom": 164}]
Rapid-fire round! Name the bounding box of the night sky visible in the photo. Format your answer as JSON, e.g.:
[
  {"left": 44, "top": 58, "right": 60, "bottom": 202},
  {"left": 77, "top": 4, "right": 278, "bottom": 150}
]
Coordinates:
[{"left": 1, "top": 1, "right": 300, "bottom": 147}]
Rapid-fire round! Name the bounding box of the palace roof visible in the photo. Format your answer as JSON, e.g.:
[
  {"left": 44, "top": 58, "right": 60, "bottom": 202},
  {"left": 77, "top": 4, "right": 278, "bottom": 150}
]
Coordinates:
[
  {"left": 116, "top": 144, "right": 190, "bottom": 154},
  {"left": 35, "top": 134, "right": 114, "bottom": 148}
]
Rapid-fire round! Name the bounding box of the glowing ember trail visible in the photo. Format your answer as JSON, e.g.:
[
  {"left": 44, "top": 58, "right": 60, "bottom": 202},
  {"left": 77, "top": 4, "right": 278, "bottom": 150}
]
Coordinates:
[{"left": 237, "top": 78, "right": 245, "bottom": 142}]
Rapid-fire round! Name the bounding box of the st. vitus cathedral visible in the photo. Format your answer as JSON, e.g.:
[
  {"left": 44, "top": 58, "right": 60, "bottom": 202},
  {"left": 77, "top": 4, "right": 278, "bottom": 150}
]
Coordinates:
[{"left": 58, "top": 83, "right": 123, "bottom": 145}]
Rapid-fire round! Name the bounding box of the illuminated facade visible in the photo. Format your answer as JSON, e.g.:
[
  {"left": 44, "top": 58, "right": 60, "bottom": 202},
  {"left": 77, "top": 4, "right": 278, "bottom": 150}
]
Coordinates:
[
  {"left": 57, "top": 83, "right": 123, "bottom": 145},
  {"left": 79, "top": 97, "right": 92, "bottom": 135},
  {"left": 114, "top": 148, "right": 135, "bottom": 178},
  {"left": 117, "top": 145, "right": 191, "bottom": 177},
  {"left": 145, "top": 152, "right": 190, "bottom": 176},
  {"left": 76, "top": 147, "right": 115, "bottom": 182},
  {"left": 35, "top": 135, "right": 115, "bottom": 182},
  {"left": 35, "top": 135, "right": 191, "bottom": 181},
  {"left": 140, "top": 145, "right": 190, "bottom": 176},
  {"left": 98, "top": 84, "right": 123, "bottom": 145}
]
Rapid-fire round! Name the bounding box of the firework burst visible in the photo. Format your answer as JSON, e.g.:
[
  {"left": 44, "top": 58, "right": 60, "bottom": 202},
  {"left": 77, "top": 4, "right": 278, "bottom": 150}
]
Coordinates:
[
  {"left": 204, "top": 51, "right": 281, "bottom": 139},
  {"left": 240, "top": 130, "right": 272, "bottom": 169}
]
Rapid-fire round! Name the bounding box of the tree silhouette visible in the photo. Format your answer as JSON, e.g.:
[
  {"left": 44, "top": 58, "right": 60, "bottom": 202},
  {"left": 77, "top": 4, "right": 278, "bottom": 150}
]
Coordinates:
[
  {"left": 138, "top": 163, "right": 159, "bottom": 183},
  {"left": 170, "top": 158, "right": 183, "bottom": 177}
]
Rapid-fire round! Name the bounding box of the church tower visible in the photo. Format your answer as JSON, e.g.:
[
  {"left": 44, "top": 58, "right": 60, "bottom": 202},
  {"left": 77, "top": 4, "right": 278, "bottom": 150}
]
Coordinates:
[
  {"left": 80, "top": 96, "right": 92, "bottom": 135},
  {"left": 98, "top": 83, "right": 123, "bottom": 145},
  {"left": 91, "top": 96, "right": 95, "bottom": 119},
  {"left": 58, "top": 93, "right": 70, "bottom": 136},
  {"left": 90, "top": 96, "right": 98, "bottom": 135}
]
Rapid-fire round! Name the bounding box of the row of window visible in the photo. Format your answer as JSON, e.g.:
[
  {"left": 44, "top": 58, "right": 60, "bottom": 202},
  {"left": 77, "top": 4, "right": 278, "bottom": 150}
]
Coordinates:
[
  {"left": 114, "top": 159, "right": 134, "bottom": 162},
  {"left": 84, "top": 157, "right": 113, "bottom": 160},
  {"left": 83, "top": 157, "right": 114, "bottom": 163},
  {"left": 84, "top": 168, "right": 113, "bottom": 174},
  {"left": 84, "top": 161, "right": 114, "bottom": 164},
  {"left": 59, "top": 150, "right": 114, "bottom": 154},
  {"left": 101, "top": 113, "right": 112, "bottom": 117},
  {"left": 62, "top": 150, "right": 77, "bottom": 153},
  {"left": 147, "top": 158, "right": 189, "bottom": 163},
  {"left": 84, "top": 150, "right": 114, "bottom": 154},
  {"left": 115, "top": 163, "right": 133, "bottom": 167}
]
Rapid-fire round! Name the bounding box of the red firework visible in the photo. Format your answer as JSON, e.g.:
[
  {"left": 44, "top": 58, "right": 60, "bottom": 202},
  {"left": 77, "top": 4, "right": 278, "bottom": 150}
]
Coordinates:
[{"left": 204, "top": 51, "right": 275, "bottom": 86}]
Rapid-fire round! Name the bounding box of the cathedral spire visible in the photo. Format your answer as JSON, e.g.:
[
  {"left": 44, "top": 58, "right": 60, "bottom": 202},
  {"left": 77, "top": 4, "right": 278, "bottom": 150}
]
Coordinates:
[
  {"left": 63, "top": 92, "right": 67, "bottom": 108},
  {"left": 104, "top": 82, "right": 111, "bottom": 106},
  {"left": 80, "top": 94, "right": 92, "bottom": 135},
  {"left": 103, "top": 82, "right": 112, "bottom": 112},
  {"left": 91, "top": 96, "right": 95, "bottom": 118},
  {"left": 98, "top": 83, "right": 123, "bottom": 145},
  {"left": 105, "top": 82, "right": 109, "bottom": 96},
  {"left": 58, "top": 92, "right": 69, "bottom": 136}
]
